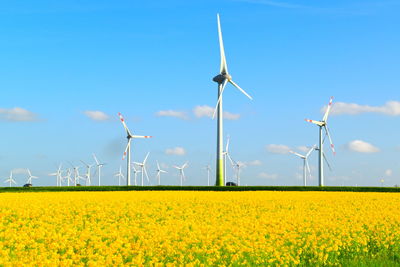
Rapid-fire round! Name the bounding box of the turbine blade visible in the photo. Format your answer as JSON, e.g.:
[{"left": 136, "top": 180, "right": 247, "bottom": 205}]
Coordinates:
[
  {"left": 132, "top": 135, "right": 152, "bottom": 139},
  {"left": 217, "top": 14, "right": 228, "bottom": 75},
  {"left": 118, "top": 112, "right": 132, "bottom": 136},
  {"left": 212, "top": 79, "right": 228, "bottom": 119},
  {"left": 305, "top": 119, "right": 324, "bottom": 126},
  {"left": 289, "top": 150, "right": 305, "bottom": 158},
  {"left": 93, "top": 153, "right": 99, "bottom": 165},
  {"left": 323, "top": 152, "right": 333, "bottom": 171},
  {"left": 225, "top": 135, "right": 230, "bottom": 152},
  {"left": 322, "top": 96, "right": 334, "bottom": 122},
  {"left": 324, "top": 126, "right": 336, "bottom": 155},
  {"left": 305, "top": 146, "right": 315, "bottom": 158},
  {"left": 229, "top": 80, "right": 253, "bottom": 100},
  {"left": 143, "top": 152, "right": 150, "bottom": 164},
  {"left": 122, "top": 139, "right": 131, "bottom": 160},
  {"left": 144, "top": 167, "right": 150, "bottom": 183},
  {"left": 156, "top": 161, "right": 160, "bottom": 170},
  {"left": 305, "top": 160, "right": 312, "bottom": 178}
]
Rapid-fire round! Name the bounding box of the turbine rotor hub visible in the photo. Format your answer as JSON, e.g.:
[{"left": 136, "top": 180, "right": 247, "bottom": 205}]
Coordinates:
[{"left": 212, "top": 74, "right": 231, "bottom": 84}]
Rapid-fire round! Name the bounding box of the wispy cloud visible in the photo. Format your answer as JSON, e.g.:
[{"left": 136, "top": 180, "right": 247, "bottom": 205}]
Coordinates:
[
  {"left": 385, "top": 169, "right": 393, "bottom": 177},
  {"left": 345, "top": 140, "right": 380, "bottom": 153},
  {"left": 193, "top": 105, "right": 240, "bottom": 120},
  {"left": 84, "top": 110, "right": 110, "bottom": 121},
  {"left": 0, "top": 107, "right": 40, "bottom": 122},
  {"left": 322, "top": 101, "right": 400, "bottom": 116},
  {"left": 266, "top": 144, "right": 291, "bottom": 154},
  {"left": 156, "top": 110, "right": 189, "bottom": 120},
  {"left": 165, "top": 147, "right": 186, "bottom": 156}
]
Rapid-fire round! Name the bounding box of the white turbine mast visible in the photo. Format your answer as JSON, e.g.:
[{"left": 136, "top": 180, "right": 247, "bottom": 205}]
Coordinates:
[
  {"left": 174, "top": 162, "right": 188, "bottom": 186},
  {"left": 156, "top": 161, "right": 167, "bottom": 186},
  {"left": 205, "top": 164, "right": 212, "bottom": 186},
  {"left": 4, "top": 171, "right": 17, "bottom": 187},
  {"left": 118, "top": 112, "right": 152, "bottom": 186},
  {"left": 289, "top": 145, "right": 316, "bottom": 186},
  {"left": 26, "top": 169, "right": 38, "bottom": 185},
  {"left": 212, "top": 14, "right": 252, "bottom": 186},
  {"left": 133, "top": 152, "right": 150, "bottom": 186},
  {"left": 93, "top": 153, "right": 106, "bottom": 186},
  {"left": 305, "top": 97, "right": 336, "bottom": 186}
]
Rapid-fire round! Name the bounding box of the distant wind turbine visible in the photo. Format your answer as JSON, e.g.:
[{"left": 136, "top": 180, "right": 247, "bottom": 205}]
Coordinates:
[
  {"left": 49, "top": 164, "right": 62, "bottom": 186},
  {"left": 205, "top": 164, "right": 212, "bottom": 186},
  {"left": 211, "top": 14, "right": 252, "bottom": 186},
  {"left": 26, "top": 169, "right": 38, "bottom": 185},
  {"left": 118, "top": 112, "right": 152, "bottom": 186},
  {"left": 4, "top": 171, "right": 17, "bottom": 187},
  {"left": 93, "top": 153, "right": 106, "bottom": 186},
  {"left": 133, "top": 152, "right": 150, "bottom": 186},
  {"left": 156, "top": 161, "right": 167, "bottom": 185},
  {"left": 174, "top": 162, "right": 188, "bottom": 186},
  {"left": 305, "top": 97, "right": 336, "bottom": 186},
  {"left": 80, "top": 160, "right": 94, "bottom": 186},
  {"left": 114, "top": 166, "right": 125, "bottom": 186},
  {"left": 289, "top": 146, "right": 316, "bottom": 186}
]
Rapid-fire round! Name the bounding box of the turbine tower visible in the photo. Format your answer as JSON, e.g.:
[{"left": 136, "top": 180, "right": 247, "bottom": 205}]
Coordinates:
[
  {"left": 305, "top": 97, "right": 336, "bottom": 186},
  {"left": 205, "top": 164, "right": 212, "bottom": 186},
  {"left": 118, "top": 112, "right": 152, "bottom": 186},
  {"left": 212, "top": 14, "right": 252, "bottom": 186},
  {"left": 289, "top": 146, "right": 316, "bottom": 186}
]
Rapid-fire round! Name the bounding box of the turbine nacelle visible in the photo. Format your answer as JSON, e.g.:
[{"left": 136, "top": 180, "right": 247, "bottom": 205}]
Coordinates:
[{"left": 213, "top": 74, "right": 231, "bottom": 84}]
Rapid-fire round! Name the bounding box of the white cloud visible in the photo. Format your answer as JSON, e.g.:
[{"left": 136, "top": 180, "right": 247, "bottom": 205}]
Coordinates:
[
  {"left": 0, "top": 107, "right": 39, "bottom": 122},
  {"left": 156, "top": 110, "right": 188, "bottom": 120},
  {"left": 322, "top": 101, "right": 400, "bottom": 116},
  {"left": 84, "top": 110, "right": 110, "bottom": 121},
  {"left": 165, "top": 147, "right": 186, "bottom": 156},
  {"left": 258, "top": 172, "right": 278, "bottom": 179},
  {"left": 11, "top": 168, "right": 28, "bottom": 174},
  {"left": 346, "top": 140, "right": 380, "bottom": 153},
  {"left": 266, "top": 144, "right": 291, "bottom": 154},
  {"left": 193, "top": 105, "right": 240, "bottom": 120},
  {"left": 385, "top": 169, "right": 393, "bottom": 177}
]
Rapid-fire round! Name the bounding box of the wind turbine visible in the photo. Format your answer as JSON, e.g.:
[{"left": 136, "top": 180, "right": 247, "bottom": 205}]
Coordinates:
[
  {"left": 133, "top": 152, "right": 150, "bottom": 186},
  {"left": 68, "top": 162, "right": 82, "bottom": 186},
  {"left": 26, "top": 169, "right": 38, "bottom": 185},
  {"left": 289, "top": 146, "right": 316, "bottom": 186},
  {"left": 4, "top": 171, "right": 17, "bottom": 187},
  {"left": 49, "top": 164, "right": 62, "bottom": 186},
  {"left": 93, "top": 153, "right": 106, "bottom": 186},
  {"left": 231, "top": 161, "right": 244, "bottom": 186},
  {"left": 63, "top": 168, "right": 74, "bottom": 186},
  {"left": 118, "top": 112, "right": 152, "bottom": 186},
  {"left": 305, "top": 97, "right": 336, "bottom": 186},
  {"left": 80, "top": 160, "right": 94, "bottom": 186},
  {"left": 156, "top": 161, "right": 167, "bottom": 185},
  {"left": 114, "top": 166, "right": 125, "bottom": 186},
  {"left": 174, "top": 162, "right": 188, "bottom": 186},
  {"left": 222, "top": 135, "right": 233, "bottom": 183},
  {"left": 212, "top": 14, "right": 252, "bottom": 186}
]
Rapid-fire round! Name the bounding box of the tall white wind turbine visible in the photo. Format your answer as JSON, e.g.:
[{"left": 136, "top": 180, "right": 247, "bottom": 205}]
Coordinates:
[
  {"left": 26, "top": 169, "right": 38, "bottom": 185},
  {"left": 174, "top": 162, "right": 188, "bottom": 186},
  {"left": 133, "top": 152, "right": 150, "bottom": 186},
  {"left": 289, "top": 146, "right": 316, "bottom": 186},
  {"left": 4, "top": 171, "right": 17, "bottom": 187},
  {"left": 93, "top": 153, "right": 106, "bottom": 186},
  {"left": 114, "top": 166, "right": 125, "bottom": 186},
  {"left": 205, "top": 164, "right": 212, "bottom": 186},
  {"left": 305, "top": 97, "right": 336, "bottom": 186},
  {"left": 212, "top": 14, "right": 252, "bottom": 186},
  {"left": 118, "top": 112, "right": 152, "bottom": 186},
  {"left": 156, "top": 161, "right": 167, "bottom": 185}
]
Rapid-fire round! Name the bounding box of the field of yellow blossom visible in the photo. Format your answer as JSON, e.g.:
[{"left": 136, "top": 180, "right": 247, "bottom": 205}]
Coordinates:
[{"left": 1, "top": 191, "right": 400, "bottom": 266}]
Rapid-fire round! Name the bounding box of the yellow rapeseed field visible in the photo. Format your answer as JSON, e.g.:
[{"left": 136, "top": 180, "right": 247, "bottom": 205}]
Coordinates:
[{"left": 0, "top": 191, "right": 400, "bottom": 266}]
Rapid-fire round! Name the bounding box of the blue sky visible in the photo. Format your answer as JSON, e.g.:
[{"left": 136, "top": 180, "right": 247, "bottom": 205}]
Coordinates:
[{"left": 1, "top": 0, "right": 399, "bottom": 186}]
